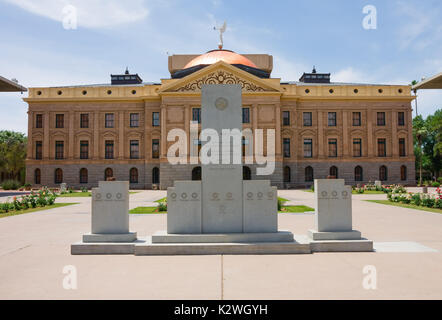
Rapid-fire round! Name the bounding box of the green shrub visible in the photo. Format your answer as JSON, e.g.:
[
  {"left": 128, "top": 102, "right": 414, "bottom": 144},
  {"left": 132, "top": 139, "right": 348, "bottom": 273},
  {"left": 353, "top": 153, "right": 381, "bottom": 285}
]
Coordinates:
[
  {"left": 310, "top": 185, "right": 314, "bottom": 192},
  {"left": 1, "top": 201, "right": 11, "bottom": 213},
  {"left": 80, "top": 187, "right": 88, "bottom": 193},
  {"left": 422, "top": 196, "right": 435, "bottom": 208},
  {"left": 1, "top": 180, "right": 21, "bottom": 190},
  {"left": 435, "top": 199, "right": 442, "bottom": 209},
  {"left": 438, "top": 177, "right": 442, "bottom": 183},
  {"left": 431, "top": 182, "right": 440, "bottom": 188},
  {"left": 411, "top": 194, "right": 421, "bottom": 206},
  {"left": 277, "top": 198, "right": 286, "bottom": 211},
  {"left": 158, "top": 202, "right": 167, "bottom": 212}
]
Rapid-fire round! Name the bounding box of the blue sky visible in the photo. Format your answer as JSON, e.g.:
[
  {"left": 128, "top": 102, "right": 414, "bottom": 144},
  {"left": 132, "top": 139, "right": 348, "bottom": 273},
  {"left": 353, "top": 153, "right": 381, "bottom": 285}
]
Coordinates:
[{"left": 1, "top": 0, "right": 441, "bottom": 134}]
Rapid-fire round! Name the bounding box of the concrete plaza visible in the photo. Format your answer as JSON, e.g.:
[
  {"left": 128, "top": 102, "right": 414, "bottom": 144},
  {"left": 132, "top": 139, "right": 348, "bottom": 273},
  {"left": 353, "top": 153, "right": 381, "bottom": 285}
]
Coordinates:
[{"left": 0, "top": 190, "right": 441, "bottom": 300}]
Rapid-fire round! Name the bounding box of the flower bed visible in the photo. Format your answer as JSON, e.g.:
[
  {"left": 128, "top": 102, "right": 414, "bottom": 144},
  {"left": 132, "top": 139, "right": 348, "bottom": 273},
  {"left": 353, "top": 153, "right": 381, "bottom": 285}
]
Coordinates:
[
  {"left": 353, "top": 183, "right": 407, "bottom": 194},
  {"left": 0, "top": 187, "right": 57, "bottom": 213},
  {"left": 387, "top": 187, "right": 442, "bottom": 209}
]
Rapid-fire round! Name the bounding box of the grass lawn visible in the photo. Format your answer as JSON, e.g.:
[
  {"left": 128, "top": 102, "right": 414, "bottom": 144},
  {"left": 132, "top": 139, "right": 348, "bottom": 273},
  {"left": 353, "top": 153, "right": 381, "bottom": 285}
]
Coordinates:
[
  {"left": 59, "top": 191, "right": 138, "bottom": 197},
  {"left": 279, "top": 205, "right": 314, "bottom": 213},
  {"left": 129, "top": 206, "right": 166, "bottom": 214},
  {"left": 0, "top": 203, "right": 78, "bottom": 219},
  {"left": 304, "top": 189, "right": 385, "bottom": 195},
  {"left": 366, "top": 200, "right": 442, "bottom": 214},
  {"left": 156, "top": 196, "right": 291, "bottom": 203}
]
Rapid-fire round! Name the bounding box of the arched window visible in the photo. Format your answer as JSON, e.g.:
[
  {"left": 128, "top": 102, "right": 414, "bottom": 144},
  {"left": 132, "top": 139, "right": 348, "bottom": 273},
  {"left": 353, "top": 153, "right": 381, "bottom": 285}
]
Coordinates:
[
  {"left": 355, "top": 166, "right": 363, "bottom": 182},
  {"left": 54, "top": 168, "right": 63, "bottom": 184},
  {"left": 192, "top": 167, "right": 201, "bottom": 181},
  {"left": 243, "top": 166, "right": 251, "bottom": 180},
  {"left": 330, "top": 166, "right": 338, "bottom": 179},
  {"left": 104, "top": 168, "right": 113, "bottom": 181},
  {"left": 152, "top": 167, "right": 160, "bottom": 184},
  {"left": 130, "top": 168, "right": 138, "bottom": 184},
  {"left": 305, "top": 166, "right": 313, "bottom": 182},
  {"left": 34, "top": 168, "right": 41, "bottom": 185},
  {"left": 379, "top": 165, "right": 388, "bottom": 181},
  {"left": 284, "top": 166, "right": 291, "bottom": 183},
  {"left": 79, "top": 168, "right": 88, "bottom": 184},
  {"left": 400, "top": 165, "right": 407, "bottom": 181}
]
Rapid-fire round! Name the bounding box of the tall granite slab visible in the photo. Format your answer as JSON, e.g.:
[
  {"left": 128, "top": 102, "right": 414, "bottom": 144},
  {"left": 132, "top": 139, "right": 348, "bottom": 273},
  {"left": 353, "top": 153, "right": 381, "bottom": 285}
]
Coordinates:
[
  {"left": 201, "top": 84, "right": 244, "bottom": 233},
  {"left": 167, "top": 181, "right": 202, "bottom": 234},
  {"left": 308, "top": 179, "right": 373, "bottom": 252},
  {"left": 84, "top": 181, "right": 136, "bottom": 243},
  {"left": 243, "top": 180, "right": 277, "bottom": 233}
]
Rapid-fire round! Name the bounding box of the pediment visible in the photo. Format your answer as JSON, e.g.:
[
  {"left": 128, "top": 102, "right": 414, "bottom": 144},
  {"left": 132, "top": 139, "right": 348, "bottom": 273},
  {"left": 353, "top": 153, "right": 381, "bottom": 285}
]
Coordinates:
[{"left": 159, "top": 61, "right": 281, "bottom": 94}]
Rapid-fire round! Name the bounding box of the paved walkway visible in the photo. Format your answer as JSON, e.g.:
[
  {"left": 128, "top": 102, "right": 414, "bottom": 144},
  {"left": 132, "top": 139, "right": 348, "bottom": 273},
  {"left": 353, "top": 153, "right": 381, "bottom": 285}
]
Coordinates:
[{"left": 0, "top": 190, "right": 441, "bottom": 299}]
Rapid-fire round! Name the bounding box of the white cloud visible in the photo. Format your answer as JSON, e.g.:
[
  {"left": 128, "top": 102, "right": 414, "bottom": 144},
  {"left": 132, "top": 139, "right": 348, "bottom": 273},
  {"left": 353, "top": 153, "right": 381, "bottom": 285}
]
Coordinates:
[
  {"left": 3, "top": 0, "right": 149, "bottom": 29},
  {"left": 395, "top": 1, "right": 441, "bottom": 51},
  {"left": 416, "top": 90, "right": 442, "bottom": 117}
]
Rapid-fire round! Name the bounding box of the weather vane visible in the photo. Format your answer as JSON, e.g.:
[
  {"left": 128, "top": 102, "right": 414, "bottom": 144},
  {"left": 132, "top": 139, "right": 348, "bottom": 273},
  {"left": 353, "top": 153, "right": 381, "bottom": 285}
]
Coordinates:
[{"left": 213, "top": 21, "right": 227, "bottom": 50}]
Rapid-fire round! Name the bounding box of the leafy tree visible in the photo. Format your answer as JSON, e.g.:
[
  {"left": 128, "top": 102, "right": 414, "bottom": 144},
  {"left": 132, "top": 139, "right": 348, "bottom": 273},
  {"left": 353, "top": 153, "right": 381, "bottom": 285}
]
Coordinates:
[
  {"left": 0, "top": 131, "right": 27, "bottom": 183},
  {"left": 413, "top": 109, "right": 442, "bottom": 183}
]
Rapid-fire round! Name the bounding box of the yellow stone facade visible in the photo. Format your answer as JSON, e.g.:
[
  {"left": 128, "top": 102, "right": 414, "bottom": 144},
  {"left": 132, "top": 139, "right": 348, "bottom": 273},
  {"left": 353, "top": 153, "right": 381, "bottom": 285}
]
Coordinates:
[{"left": 25, "top": 56, "right": 415, "bottom": 189}]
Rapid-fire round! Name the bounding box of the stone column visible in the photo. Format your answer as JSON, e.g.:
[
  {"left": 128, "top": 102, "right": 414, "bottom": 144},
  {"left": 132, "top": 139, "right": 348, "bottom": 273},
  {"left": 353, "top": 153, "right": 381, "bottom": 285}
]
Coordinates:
[
  {"left": 93, "top": 111, "right": 99, "bottom": 159},
  {"left": 275, "top": 103, "right": 281, "bottom": 157},
  {"left": 367, "top": 109, "right": 373, "bottom": 157},
  {"left": 160, "top": 105, "right": 167, "bottom": 159},
  {"left": 184, "top": 104, "right": 190, "bottom": 161},
  {"left": 342, "top": 111, "right": 348, "bottom": 157},
  {"left": 407, "top": 109, "right": 414, "bottom": 156},
  {"left": 317, "top": 111, "right": 323, "bottom": 158},
  {"left": 68, "top": 111, "right": 74, "bottom": 159},
  {"left": 252, "top": 103, "right": 258, "bottom": 131},
  {"left": 391, "top": 110, "right": 398, "bottom": 157},
  {"left": 27, "top": 110, "right": 33, "bottom": 159},
  {"left": 144, "top": 105, "right": 150, "bottom": 160},
  {"left": 43, "top": 112, "right": 50, "bottom": 160},
  {"left": 118, "top": 111, "right": 125, "bottom": 159}
]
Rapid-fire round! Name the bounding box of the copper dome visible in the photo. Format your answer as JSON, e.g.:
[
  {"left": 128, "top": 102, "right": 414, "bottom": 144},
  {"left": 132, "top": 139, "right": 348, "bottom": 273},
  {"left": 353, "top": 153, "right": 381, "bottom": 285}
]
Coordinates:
[{"left": 184, "top": 49, "right": 257, "bottom": 69}]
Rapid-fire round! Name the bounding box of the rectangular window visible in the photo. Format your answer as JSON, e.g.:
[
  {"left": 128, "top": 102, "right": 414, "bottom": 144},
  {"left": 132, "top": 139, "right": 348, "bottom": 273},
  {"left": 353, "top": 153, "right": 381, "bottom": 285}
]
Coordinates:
[
  {"left": 378, "top": 138, "right": 386, "bottom": 157},
  {"left": 55, "top": 141, "right": 64, "bottom": 159},
  {"left": 130, "top": 113, "right": 139, "bottom": 128},
  {"left": 283, "top": 138, "right": 291, "bottom": 158},
  {"left": 242, "top": 108, "right": 250, "bottom": 123},
  {"left": 303, "top": 112, "right": 312, "bottom": 126},
  {"left": 80, "top": 114, "right": 89, "bottom": 128},
  {"left": 398, "top": 112, "right": 405, "bottom": 126},
  {"left": 353, "top": 138, "right": 362, "bottom": 157},
  {"left": 55, "top": 114, "right": 64, "bottom": 128},
  {"left": 130, "top": 140, "right": 139, "bottom": 159},
  {"left": 377, "top": 112, "right": 386, "bottom": 126},
  {"left": 80, "top": 141, "right": 88, "bottom": 159},
  {"left": 352, "top": 112, "right": 361, "bottom": 126},
  {"left": 192, "top": 108, "right": 201, "bottom": 124},
  {"left": 282, "top": 111, "right": 290, "bottom": 126},
  {"left": 152, "top": 139, "right": 160, "bottom": 159},
  {"left": 328, "top": 112, "right": 337, "bottom": 126},
  {"left": 105, "top": 113, "right": 114, "bottom": 128},
  {"left": 105, "top": 140, "right": 114, "bottom": 159},
  {"left": 35, "top": 141, "right": 42, "bottom": 160},
  {"left": 36, "top": 114, "right": 43, "bottom": 128},
  {"left": 304, "top": 139, "right": 313, "bottom": 158},
  {"left": 152, "top": 112, "right": 160, "bottom": 127},
  {"left": 328, "top": 139, "right": 337, "bottom": 157},
  {"left": 399, "top": 138, "right": 406, "bottom": 157}
]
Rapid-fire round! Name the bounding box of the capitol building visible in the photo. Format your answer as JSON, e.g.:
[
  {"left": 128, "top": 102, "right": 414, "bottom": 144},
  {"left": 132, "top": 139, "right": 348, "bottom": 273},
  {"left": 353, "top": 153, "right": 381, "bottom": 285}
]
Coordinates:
[{"left": 24, "top": 48, "right": 415, "bottom": 189}]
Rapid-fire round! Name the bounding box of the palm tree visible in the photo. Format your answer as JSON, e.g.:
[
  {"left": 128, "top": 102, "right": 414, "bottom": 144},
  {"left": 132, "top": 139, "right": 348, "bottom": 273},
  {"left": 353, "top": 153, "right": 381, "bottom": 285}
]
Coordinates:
[
  {"left": 411, "top": 80, "right": 418, "bottom": 117},
  {"left": 415, "top": 126, "right": 428, "bottom": 186}
]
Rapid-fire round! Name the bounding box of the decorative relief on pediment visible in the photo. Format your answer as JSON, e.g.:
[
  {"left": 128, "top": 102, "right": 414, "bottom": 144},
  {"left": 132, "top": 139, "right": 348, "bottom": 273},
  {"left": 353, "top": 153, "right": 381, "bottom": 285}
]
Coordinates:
[{"left": 174, "top": 70, "right": 273, "bottom": 92}]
